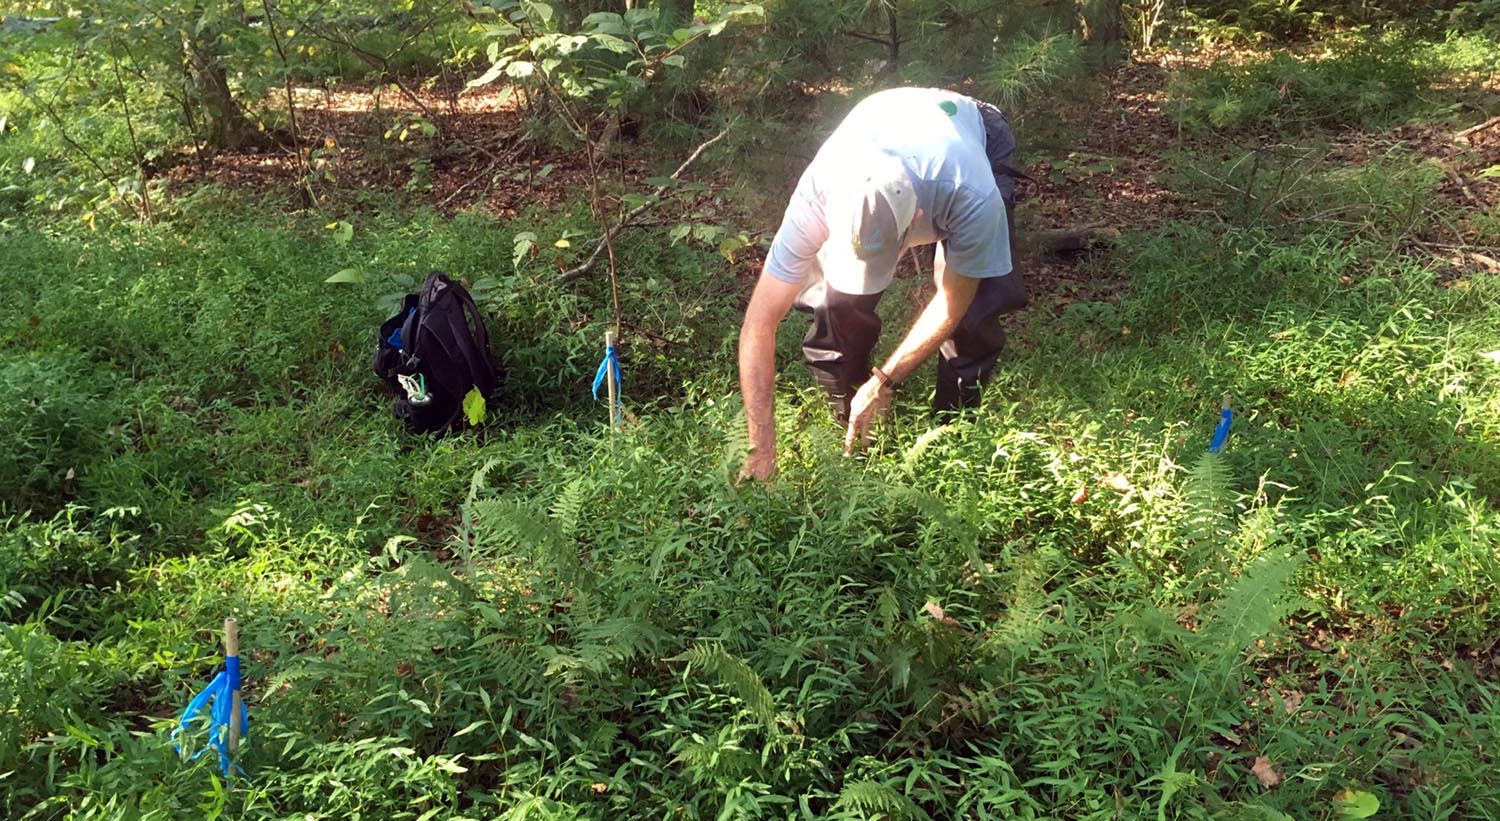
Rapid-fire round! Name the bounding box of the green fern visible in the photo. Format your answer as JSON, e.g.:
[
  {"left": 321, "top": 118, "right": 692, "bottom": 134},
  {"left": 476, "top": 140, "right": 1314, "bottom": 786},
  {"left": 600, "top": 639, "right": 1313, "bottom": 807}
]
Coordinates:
[
  {"left": 673, "top": 735, "right": 760, "bottom": 782},
  {"left": 678, "top": 643, "right": 780, "bottom": 734},
  {"left": 981, "top": 551, "right": 1049, "bottom": 658},
  {"left": 549, "top": 476, "right": 590, "bottom": 544},
  {"left": 1193, "top": 549, "right": 1304, "bottom": 658},
  {"left": 1183, "top": 451, "right": 1234, "bottom": 551},
  {"left": 835, "top": 780, "right": 933, "bottom": 821}
]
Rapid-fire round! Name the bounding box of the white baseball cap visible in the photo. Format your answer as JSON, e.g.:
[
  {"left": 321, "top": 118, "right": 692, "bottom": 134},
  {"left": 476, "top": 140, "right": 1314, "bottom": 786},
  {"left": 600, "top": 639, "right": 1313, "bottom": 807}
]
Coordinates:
[{"left": 817, "top": 153, "right": 918, "bottom": 295}]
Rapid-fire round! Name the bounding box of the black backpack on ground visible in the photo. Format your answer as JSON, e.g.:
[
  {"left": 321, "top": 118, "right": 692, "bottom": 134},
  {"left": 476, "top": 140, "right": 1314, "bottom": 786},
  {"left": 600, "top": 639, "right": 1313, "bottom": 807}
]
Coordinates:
[{"left": 373, "top": 271, "right": 500, "bottom": 435}]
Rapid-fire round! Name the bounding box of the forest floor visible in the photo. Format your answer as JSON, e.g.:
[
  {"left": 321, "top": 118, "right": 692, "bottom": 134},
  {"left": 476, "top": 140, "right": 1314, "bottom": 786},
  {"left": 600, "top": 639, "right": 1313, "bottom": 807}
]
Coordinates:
[{"left": 164, "top": 54, "right": 1500, "bottom": 321}]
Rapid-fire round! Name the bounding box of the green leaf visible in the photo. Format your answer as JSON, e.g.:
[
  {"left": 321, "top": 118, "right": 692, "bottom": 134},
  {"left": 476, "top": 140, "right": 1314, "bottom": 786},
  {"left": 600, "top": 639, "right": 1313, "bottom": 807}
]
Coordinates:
[
  {"left": 463, "top": 388, "right": 487, "bottom": 426},
  {"left": 324, "top": 268, "right": 365, "bottom": 284},
  {"left": 1338, "top": 792, "right": 1380, "bottom": 821},
  {"left": 524, "top": 1, "right": 554, "bottom": 24},
  {"left": 661, "top": 54, "right": 685, "bottom": 69},
  {"left": 582, "top": 12, "right": 629, "bottom": 36},
  {"left": 591, "top": 33, "right": 634, "bottom": 54},
  {"left": 512, "top": 231, "right": 536, "bottom": 270},
  {"left": 1334, "top": 790, "right": 1379, "bottom": 818},
  {"left": 329, "top": 220, "right": 353, "bottom": 245},
  {"left": 505, "top": 60, "right": 535, "bottom": 79}
]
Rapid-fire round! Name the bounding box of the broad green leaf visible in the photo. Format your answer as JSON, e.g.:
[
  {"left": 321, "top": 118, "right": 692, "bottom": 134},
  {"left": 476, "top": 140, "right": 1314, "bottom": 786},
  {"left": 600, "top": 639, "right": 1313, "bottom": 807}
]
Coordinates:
[
  {"left": 329, "top": 221, "right": 353, "bottom": 245},
  {"left": 324, "top": 268, "right": 365, "bottom": 284},
  {"left": 581, "top": 12, "right": 628, "bottom": 36},
  {"left": 524, "top": 1, "right": 554, "bottom": 24},
  {"left": 1334, "top": 789, "right": 1379, "bottom": 818},
  {"left": 512, "top": 231, "right": 536, "bottom": 269},
  {"left": 463, "top": 388, "right": 487, "bottom": 426},
  {"left": 624, "top": 7, "right": 657, "bottom": 29},
  {"left": 668, "top": 224, "right": 691, "bottom": 244},
  {"left": 469, "top": 60, "right": 507, "bottom": 88},
  {"left": 505, "top": 60, "right": 535, "bottom": 79},
  {"left": 480, "top": 23, "right": 520, "bottom": 39},
  {"left": 661, "top": 54, "right": 686, "bottom": 69},
  {"left": 591, "top": 33, "right": 635, "bottom": 54}
]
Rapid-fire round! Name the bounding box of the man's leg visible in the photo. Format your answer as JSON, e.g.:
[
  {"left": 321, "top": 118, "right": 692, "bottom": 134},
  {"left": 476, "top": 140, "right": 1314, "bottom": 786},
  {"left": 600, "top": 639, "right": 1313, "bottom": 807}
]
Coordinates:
[
  {"left": 933, "top": 246, "right": 1012, "bottom": 415},
  {"left": 795, "top": 276, "right": 884, "bottom": 424},
  {"left": 934, "top": 99, "right": 1025, "bottom": 416}
]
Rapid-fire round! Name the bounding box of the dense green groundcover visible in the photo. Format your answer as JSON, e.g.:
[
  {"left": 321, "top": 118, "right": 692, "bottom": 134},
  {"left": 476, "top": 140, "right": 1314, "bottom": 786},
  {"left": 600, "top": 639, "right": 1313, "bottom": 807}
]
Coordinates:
[
  {"left": 2, "top": 194, "right": 1498, "bottom": 818},
  {"left": 2, "top": 11, "right": 1499, "bottom": 817}
]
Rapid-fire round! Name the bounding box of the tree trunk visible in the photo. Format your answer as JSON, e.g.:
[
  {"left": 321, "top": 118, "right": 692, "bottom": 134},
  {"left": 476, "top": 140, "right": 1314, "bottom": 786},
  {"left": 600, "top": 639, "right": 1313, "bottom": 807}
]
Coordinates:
[
  {"left": 183, "top": 28, "right": 253, "bottom": 151},
  {"left": 1078, "top": 0, "right": 1124, "bottom": 53}
]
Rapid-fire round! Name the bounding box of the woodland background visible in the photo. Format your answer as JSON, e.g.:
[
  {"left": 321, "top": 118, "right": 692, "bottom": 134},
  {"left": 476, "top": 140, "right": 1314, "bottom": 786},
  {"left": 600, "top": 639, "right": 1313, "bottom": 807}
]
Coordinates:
[{"left": 2, "top": 0, "right": 1500, "bottom": 818}]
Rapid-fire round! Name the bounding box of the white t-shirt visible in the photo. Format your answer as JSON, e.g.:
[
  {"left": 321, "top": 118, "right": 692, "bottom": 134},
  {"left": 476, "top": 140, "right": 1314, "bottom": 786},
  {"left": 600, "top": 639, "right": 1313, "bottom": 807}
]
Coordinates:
[{"left": 765, "top": 88, "right": 1012, "bottom": 294}]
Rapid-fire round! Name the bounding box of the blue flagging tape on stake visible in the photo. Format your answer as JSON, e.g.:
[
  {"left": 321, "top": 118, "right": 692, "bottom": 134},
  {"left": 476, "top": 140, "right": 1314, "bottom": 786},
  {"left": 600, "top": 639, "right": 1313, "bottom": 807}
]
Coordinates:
[
  {"left": 172, "top": 657, "right": 249, "bottom": 779},
  {"left": 592, "top": 344, "right": 622, "bottom": 424},
  {"left": 1208, "top": 399, "right": 1232, "bottom": 454}
]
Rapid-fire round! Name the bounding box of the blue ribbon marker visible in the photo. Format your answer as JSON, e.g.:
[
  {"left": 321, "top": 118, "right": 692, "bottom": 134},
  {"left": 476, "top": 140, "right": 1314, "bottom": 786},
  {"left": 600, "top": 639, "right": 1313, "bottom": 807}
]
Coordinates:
[
  {"left": 173, "top": 621, "right": 249, "bottom": 780},
  {"left": 1208, "top": 398, "right": 1232, "bottom": 454},
  {"left": 592, "top": 344, "right": 622, "bottom": 424}
]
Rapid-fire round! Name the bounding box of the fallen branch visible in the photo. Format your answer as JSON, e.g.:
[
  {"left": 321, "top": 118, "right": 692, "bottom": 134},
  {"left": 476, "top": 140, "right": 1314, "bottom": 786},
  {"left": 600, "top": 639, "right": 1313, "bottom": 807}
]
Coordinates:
[
  {"left": 1455, "top": 115, "right": 1500, "bottom": 143},
  {"left": 559, "top": 127, "right": 729, "bottom": 284},
  {"left": 1027, "top": 222, "right": 1122, "bottom": 255}
]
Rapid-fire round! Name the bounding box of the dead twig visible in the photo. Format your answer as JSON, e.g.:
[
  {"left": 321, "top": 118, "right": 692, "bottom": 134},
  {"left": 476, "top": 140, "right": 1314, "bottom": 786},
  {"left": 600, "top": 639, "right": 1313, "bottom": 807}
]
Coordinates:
[
  {"left": 1455, "top": 115, "right": 1500, "bottom": 143},
  {"left": 559, "top": 127, "right": 730, "bottom": 284},
  {"left": 1435, "top": 159, "right": 1480, "bottom": 206}
]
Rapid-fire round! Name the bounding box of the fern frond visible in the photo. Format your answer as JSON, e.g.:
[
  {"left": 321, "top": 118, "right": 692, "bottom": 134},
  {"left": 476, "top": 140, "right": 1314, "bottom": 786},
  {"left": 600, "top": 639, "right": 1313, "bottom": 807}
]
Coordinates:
[
  {"left": 900, "top": 425, "right": 956, "bottom": 477},
  {"left": 981, "top": 552, "right": 1048, "bottom": 657},
  {"left": 1183, "top": 451, "right": 1233, "bottom": 550},
  {"left": 549, "top": 476, "right": 590, "bottom": 543},
  {"left": 466, "top": 457, "right": 505, "bottom": 505},
  {"left": 679, "top": 643, "right": 779, "bottom": 734},
  {"left": 1194, "top": 549, "right": 1304, "bottom": 658},
  {"left": 835, "top": 780, "right": 933, "bottom": 821}
]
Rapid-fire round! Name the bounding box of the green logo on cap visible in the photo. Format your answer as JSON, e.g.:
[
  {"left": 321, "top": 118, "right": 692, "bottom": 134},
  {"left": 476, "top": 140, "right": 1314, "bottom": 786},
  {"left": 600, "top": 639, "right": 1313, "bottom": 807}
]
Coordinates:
[{"left": 938, "top": 100, "right": 958, "bottom": 116}]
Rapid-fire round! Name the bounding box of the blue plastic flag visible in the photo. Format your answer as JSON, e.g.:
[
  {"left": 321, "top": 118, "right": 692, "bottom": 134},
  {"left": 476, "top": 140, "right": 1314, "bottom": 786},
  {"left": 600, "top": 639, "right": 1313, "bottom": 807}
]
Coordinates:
[
  {"left": 1208, "top": 404, "right": 1233, "bottom": 454},
  {"left": 592, "top": 344, "right": 622, "bottom": 424},
  {"left": 172, "top": 656, "right": 249, "bottom": 778}
]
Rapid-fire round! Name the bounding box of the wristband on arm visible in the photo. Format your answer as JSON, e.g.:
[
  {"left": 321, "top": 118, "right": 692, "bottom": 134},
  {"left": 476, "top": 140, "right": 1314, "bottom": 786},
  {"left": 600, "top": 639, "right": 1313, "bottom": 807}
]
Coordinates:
[{"left": 871, "top": 365, "right": 898, "bottom": 390}]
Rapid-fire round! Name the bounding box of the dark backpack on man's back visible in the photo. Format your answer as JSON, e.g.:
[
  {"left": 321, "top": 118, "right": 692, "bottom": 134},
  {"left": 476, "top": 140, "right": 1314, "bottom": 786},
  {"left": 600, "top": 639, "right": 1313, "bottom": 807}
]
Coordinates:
[{"left": 373, "top": 271, "right": 500, "bottom": 435}]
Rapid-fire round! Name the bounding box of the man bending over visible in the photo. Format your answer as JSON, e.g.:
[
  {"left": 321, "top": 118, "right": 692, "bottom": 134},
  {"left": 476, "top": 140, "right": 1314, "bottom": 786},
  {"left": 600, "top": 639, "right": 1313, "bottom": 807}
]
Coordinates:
[{"left": 738, "top": 87, "right": 1027, "bottom": 481}]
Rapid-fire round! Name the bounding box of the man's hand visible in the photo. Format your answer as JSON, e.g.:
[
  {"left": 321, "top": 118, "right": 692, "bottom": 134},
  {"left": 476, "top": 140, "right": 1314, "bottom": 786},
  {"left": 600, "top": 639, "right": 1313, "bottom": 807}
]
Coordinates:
[
  {"left": 739, "top": 445, "right": 778, "bottom": 483},
  {"left": 843, "top": 377, "right": 894, "bottom": 455}
]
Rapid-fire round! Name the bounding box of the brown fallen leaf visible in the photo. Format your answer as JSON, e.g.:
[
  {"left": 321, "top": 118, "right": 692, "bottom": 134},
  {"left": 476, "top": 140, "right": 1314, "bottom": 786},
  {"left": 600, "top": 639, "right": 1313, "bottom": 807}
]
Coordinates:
[
  {"left": 923, "top": 600, "right": 962, "bottom": 629},
  {"left": 1071, "top": 485, "right": 1089, "bottom": 505},
  {"left": 1251, "top": 755, "right": 1282, "bottom": 789}
]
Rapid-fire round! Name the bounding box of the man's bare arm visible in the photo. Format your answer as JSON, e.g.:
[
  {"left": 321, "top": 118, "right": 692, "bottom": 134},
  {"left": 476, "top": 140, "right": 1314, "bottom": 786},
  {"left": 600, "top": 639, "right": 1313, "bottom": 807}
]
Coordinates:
[
  {"left": 737, "top": 271, "right": 802, "bottom": 480},
  {"left": 844, "top": 260, "right": 980, "bottom": 453}
]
